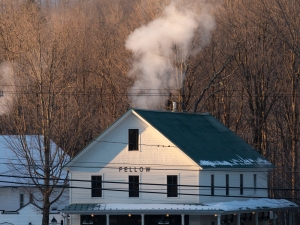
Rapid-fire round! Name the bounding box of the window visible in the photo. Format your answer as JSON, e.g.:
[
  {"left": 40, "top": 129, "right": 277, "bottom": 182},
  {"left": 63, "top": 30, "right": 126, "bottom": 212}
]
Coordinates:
[
  {"left": 91, "top": 176, "right": 102, "bottom": 197},
  {"left": 129, "top": 176, "right": 139, "bottom": 197},
  {"left": 128, "top": 129, "right": 139, "bottom": 151},
  {"left": 20, "top": 193, "right": 24, "bottom": 208},
  {"left": 167, "top": 175, "right": 178, "bottom": 197},
  {"left": 226, "top": 174, "right": 229, "bottom": 196},
  {"left": 240, "top": 174, "right": 243, "bottom": 195},
  {"left": 211, "top": 175, "right": 214, "bottom": 196},
  {"left": 30, "top": 193, "right": 33, "bottom": 203},
  {"left": 254, "top": 174, "right": 257, "bottom": 194}
]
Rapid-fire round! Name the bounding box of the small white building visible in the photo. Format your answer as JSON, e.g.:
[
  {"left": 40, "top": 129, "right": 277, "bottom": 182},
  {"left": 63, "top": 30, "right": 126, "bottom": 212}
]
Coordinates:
[
  {"left": 0, "top": 135, "right": 69, "bottom": 225},
  {"left": 62, "top": 109, "right": 298, "bottom": 225}
]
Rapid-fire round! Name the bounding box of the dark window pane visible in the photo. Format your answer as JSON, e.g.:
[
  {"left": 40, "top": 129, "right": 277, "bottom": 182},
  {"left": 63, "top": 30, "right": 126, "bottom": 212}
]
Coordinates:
[
  {"left": 92, "top": 176, "right": 102, "bottom": 197},
  {"left": 129, "top": 176, "right": 139, "bottom": 197},
  {"left": 211, "top": 175, "right": 214, "bottom": 196},
  {"left": 254, "top": 174, "right": 257, "bottom": 193},
  {"left": 20, "top": 194, "right": 24, "bottom": 208},
  {"left": 167, "top": 175, "right": 178, "bottom": 197},
  {"left": 240, "top": 174, "right": 243, "bottom": 195},
  {"left": 226, "top": 174, "right": 229, "bottom": 196},
  {"left": 128, "top": 129, "right": 139, "bottom": 151}
]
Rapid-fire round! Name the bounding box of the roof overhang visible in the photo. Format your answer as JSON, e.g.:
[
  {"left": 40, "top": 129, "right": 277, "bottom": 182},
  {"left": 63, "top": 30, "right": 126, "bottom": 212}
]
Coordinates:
[{"left": 62, "top": 198, "right": 298, "bottom": 215}]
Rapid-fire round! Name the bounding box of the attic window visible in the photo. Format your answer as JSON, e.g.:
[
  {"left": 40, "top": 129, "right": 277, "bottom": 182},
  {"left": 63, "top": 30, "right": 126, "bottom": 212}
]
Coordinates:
[{"left": 128, "top": 129, "right": 139, "bottom": 151}]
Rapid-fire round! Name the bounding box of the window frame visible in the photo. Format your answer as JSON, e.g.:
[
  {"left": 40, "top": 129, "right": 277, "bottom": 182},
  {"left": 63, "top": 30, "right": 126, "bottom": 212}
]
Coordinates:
[
  {"left": 129, "top": 175, "right": 139, "bottom": 197},
  {"left": 29, "top": 193, "right": 33, "bottom": 203},
  {"left": 128, "top": 129, "right": 139, "bottom": 151},
  {"left": 91, "top": 176, "right": 102, "bottom": 197},
  {"left": 226, "top": 174, "right": 229, "bottom": 196},
  {"left": 20, "top": 193, "right": 24, "bottom": 208},
  {"left": 254, "top": 174, "right": 257, "bottom": 194},
  {"left": 240, "top": 174, "right": 243, "bottom": 195},
  {"left": 167, "top": 175, "right": 178, "bottom": 197},
  {"left": 211, "top": 174, "right": 214, "bottom": 196}
]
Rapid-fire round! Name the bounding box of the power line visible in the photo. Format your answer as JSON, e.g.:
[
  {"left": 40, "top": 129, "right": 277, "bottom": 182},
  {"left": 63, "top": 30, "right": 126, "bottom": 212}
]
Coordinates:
[
  {"left": 0, "top": 174, "right": 296, "bottom": 192},
  {"left": 0, "top": 159, "right": 298, "bottom": 173},
  {"left": 0, "top": 179, "right": 298, "bottom": 200},
  {"left": 0, "top": 86, "right": 298, "bottom": 97}
]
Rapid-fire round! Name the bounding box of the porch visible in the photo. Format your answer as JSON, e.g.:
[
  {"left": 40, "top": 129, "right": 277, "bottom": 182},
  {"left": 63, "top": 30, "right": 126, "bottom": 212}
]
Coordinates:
[{"left": 61, "top": 198, "right": 298, "bottom": 225}]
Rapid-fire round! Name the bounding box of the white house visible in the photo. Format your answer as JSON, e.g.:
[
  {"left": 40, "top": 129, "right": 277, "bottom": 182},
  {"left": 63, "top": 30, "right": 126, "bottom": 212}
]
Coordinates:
[
  {"left": 62, "top": 109, "right": 298, "bottom": 225},
  {"left": 0, "top": 135, "right": 69, "bottom": 225}
]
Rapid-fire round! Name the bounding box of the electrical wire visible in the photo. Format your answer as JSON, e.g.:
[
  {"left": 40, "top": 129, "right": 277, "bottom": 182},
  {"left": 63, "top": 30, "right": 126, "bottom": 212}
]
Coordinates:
[
  {"left": 0, "top": 159, "right": 296, "bottom": 173},
  {"left": 0, "top": 179, "right": 298, "bottom": 200},
  {"left": 0, "top": 86, "right": 298, "bottom": 97},
  {"left": 0, "top": 174, "right": 296, "bottom": 192}
]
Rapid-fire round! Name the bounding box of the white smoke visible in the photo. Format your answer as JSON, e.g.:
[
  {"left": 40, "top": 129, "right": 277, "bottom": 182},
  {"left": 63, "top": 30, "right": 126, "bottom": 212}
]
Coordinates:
[
  {"left": 126, "top": 0, "right": 216, "bottom": 109},
  {"left": 0, "top": 61, "right": 15, "bottom": 115}
]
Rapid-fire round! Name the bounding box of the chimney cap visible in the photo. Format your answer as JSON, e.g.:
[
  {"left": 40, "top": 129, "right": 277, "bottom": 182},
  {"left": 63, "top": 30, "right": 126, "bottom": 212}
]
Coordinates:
[{"left": 172, "top": 102, "right": 177, "bottom": 112}]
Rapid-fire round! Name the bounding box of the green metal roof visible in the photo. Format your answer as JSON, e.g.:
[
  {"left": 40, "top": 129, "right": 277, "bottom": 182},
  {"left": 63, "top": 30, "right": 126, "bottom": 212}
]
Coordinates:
[{"left": 133, "top": 109, "right": 273, "bottom": 169}]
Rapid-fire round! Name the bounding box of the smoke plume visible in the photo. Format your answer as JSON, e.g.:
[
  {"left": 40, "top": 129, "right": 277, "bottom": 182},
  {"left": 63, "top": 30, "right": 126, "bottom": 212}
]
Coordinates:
[
  {"left": 126, "top": 0, "right": 216, "bottom": 109},
  {"left": 0, "top": 62, "right": 15, "bottom": 115}
]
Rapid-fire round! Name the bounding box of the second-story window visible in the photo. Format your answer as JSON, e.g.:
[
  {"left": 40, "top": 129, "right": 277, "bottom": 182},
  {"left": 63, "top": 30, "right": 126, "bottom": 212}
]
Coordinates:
[
  {"left": 128, "top": 129, "right": 139, "bottom": 151},
  {"left": 211, "top": 175, "right": 214, "bottom": 196},
  {"left": 129, "top": 176, "right": 139, "bottom": 197},
  {"left": 254, "top": 174, "right": 257, "bottom": 194},
  {"left": 240, "top": 174, "right": 243, "bottom": 195},
  {"left": 167, "top": 175, "right": 178, "bottom": 197},
  {"left": 29, "top": 193, "right": 33, "bottom": 203},
  {"left": 20, "top": 193, "right": 24, "bottom": 208},
  {"left": 91, "top": 176, "right": 102, "bottom": 197},
  {"left": 226, "top": 174, "right": 229, "bottom": 196}
]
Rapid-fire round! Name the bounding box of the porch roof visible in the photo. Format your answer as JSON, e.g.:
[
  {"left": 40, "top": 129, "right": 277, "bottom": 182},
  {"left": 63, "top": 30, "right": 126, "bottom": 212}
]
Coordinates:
[{"left": 61, "top": 198, "right": 298, "bottom": 215}]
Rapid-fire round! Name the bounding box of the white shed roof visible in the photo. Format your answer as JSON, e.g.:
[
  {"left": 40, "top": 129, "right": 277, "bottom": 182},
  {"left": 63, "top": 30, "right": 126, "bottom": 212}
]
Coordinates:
[
  {"left": 0, "top": 135, "right": 69, "bottom": 187},
  {"left": 62, "top": 198, "right": 298, "bottom": 215}
]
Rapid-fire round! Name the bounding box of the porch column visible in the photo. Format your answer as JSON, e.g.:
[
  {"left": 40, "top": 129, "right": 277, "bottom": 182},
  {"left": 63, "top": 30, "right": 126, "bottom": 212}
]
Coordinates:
[
  {"left": 106, "top": 214, "right": 109, "bottom": 225},
  {"left": 217, "top": 214, "right": 221, "bottom": 225},
  {"left": 254, "top": 212, "right": 258, "bottom": 225},
  {"left": 141, "top": 214, "right": 145, "bottom": 225},
  {"left": 289, "top": 210, "right": 293, "bottom": 225},
  {"left": 63, "top": 215, "right": 68, "bottom": 225},
  {"left": 181, "top": 214, "right": 185, "bottom": 225},
  {"left": 272, "top": 211, "right": 276, "bottom": 225},
  {"left": 236, "top": 214, "right": 240, "bottom": 225}
]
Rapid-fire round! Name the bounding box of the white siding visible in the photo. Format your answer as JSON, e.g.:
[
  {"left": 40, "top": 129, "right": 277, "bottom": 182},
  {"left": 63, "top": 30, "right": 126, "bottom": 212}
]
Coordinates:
[
  {"left": 0, "top": 204, "right": 62, "bottom": 225},
  {"left": 199, "top": 170, "right": 269, "bottom": 203},
  {"left": 71, "top": 166, "right": 199, "bottom": 204},
  {"left": 0, "top": 186, "right": 69, "bottom": 211},
  {"left": 69, "top": 114, "right": 200, "bottom": 204},
  {"left": 70, "top": 214, "right": 80, "bottom": 225}
]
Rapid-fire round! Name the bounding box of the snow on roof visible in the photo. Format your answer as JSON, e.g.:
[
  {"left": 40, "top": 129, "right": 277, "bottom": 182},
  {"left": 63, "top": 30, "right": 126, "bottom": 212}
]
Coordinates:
[
  {"left": 62, "top": 198, "right": 298, "bottom": 214},
  {"left": 206, "top": 198, "right": 297, "bottom": 211},
  {"left": 199, "top": 156, "right": 273, "bottom": 168},
  {"left": 0, "top": 135, "right": 69, "bottom": 187}
]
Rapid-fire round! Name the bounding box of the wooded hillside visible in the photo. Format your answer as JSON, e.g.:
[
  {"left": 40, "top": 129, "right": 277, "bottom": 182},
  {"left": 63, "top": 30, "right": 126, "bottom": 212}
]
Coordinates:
[{"left": 0, "top": 0, "right": 299, "bottom": 222}]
